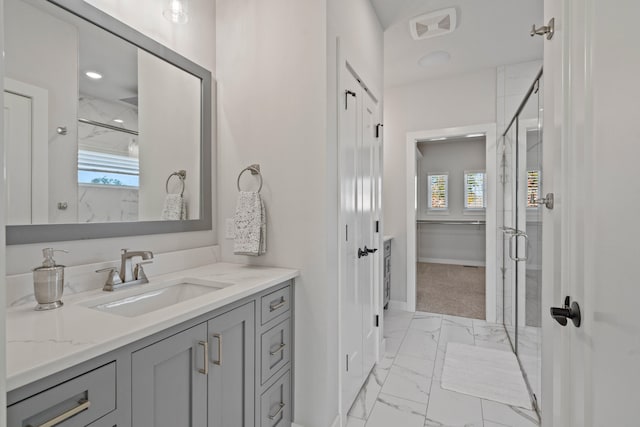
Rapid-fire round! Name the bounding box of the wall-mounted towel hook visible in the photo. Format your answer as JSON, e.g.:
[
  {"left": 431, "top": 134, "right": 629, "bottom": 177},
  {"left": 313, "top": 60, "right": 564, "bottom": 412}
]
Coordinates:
[{"left": 237, "top": 164, "right": 263, "bottom": 193}]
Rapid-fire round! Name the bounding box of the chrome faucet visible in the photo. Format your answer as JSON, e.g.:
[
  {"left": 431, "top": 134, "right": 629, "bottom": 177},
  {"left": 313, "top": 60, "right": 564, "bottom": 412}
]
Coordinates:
[
  {"left": 96, "top": 249, "right": 154, "bottom": 291},
  {"left": 120, "top": 249, "right": 154, "bottom": 283}
]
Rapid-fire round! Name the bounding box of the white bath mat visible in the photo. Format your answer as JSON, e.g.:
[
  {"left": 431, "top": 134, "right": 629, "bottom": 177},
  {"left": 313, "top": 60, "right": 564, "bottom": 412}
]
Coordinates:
[{"left": 441, "top": 342, "right": 532, "bottom": 409}]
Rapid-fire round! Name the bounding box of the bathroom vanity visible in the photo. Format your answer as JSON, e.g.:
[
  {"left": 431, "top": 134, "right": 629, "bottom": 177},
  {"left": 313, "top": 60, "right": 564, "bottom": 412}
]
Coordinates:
[{"left": 6, "top": 262, "right": 297, "bottom": 427}]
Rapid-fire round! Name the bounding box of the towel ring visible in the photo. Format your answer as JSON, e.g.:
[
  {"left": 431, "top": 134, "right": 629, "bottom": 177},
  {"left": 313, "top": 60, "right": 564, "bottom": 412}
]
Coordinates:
[
  {"left": 237, "top": 164, "right": 263, "bottom": 193},
  {"left": 166, "top": 170, "right": 186, "bottom": 196}
]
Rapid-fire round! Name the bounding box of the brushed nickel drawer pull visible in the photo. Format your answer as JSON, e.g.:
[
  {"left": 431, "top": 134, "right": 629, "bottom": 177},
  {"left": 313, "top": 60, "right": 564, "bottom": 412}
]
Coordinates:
[
  {"left": 212, "top": 333, "right": 222, "bottom": 365},
  {"left": 269, "top": 298, "right": 286, "bottom": 312},
  {"left": 268, "top": 402, "right": 285, "bottom": 420},
  {"left": 198, "top": 341, "right": 208, "bottom": 374},
  {"left": 269, "top": 342, "right": 286, "bottom": 356},
  {"left": 32, "top": 399, "right": 91, "bottom": 427}
]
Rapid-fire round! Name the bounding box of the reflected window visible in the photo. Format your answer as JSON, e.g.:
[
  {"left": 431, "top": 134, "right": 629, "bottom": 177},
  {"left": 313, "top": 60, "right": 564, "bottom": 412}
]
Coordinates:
[
  {"left": 78, "top": 149, "right": 139, "bottom": 188},
  {"left": 527, "top": 170, "right": 541, "bottom": 207}
]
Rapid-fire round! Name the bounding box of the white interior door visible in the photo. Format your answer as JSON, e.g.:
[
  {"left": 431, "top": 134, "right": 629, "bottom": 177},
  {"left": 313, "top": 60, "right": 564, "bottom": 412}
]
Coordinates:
[
  {"left": 4, "top": 91, "right": 33, "bottom": 225},
  {"left": 339, "top": 57, "right": 380, "bottom": 416},
  {"left": 543, "top": 1, "right": 640, "bottom": 425},
  {"left": 359, "top": 90, "right": 377, "bottom": 375},
  {"left": 339, "top": 66, "right": 362, "bottom": 415}
]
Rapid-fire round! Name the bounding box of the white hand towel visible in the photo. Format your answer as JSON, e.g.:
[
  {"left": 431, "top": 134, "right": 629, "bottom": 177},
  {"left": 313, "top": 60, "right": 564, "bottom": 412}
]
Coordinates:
[
  {"left": 161, "top": 194, "right": 186, "bottom": 220},
  {"left": 233, "top": 191, "right": 266, "bottom": 256}
]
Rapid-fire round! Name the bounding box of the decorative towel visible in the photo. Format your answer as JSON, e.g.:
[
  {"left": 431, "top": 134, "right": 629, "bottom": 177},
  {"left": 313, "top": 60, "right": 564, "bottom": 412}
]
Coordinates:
[
  {"left": 233, "top": 191, "right": 266, "bottom": 256},
  {"left": 161, "top": 194, "right": 187, "bottom": 220}
]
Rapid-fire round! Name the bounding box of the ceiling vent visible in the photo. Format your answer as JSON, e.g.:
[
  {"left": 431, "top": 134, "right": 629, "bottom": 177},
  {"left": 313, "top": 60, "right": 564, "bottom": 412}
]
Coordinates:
[{"left": 409, "top": 8, "right": 457, "bottom": 41}]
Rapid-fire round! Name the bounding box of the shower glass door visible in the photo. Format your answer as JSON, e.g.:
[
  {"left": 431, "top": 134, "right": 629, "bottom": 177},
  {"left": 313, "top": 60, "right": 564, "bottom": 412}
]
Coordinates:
[{"left": 499, "top": 70, "right": 543, "bottom": 413}]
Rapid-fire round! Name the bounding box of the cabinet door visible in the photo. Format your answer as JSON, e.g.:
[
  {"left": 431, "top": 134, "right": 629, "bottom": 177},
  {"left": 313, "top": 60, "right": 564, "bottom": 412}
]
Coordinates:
[
  {"left": 132, "top": 323, "right": 208, "bottom": 427},
  {"left": 208, "top": 302, "right": 255, "bottom": 427}
]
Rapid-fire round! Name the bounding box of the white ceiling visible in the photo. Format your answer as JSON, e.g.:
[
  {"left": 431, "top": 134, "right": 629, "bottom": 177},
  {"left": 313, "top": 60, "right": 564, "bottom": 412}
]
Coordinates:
[{"left": 370, "top": 0, "right": 543, "bottom": 87}]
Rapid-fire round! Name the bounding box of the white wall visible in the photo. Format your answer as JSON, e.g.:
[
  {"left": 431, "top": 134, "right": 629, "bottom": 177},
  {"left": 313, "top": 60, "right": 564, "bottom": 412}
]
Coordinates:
[
  {"left": 6, "top": 0, "right": 217, "bottom": 275},
  {"left": 138, "top": 49, "right": 200, "bottom": 220},
  {"left": 384, "top": 68, "right": 497, "bottom": 303},
  {"left": 4, "top": 0, "right": 79, "bottom": 223},
  {"left": 216, "top": 0, "right": 381, "bottom": 425}
]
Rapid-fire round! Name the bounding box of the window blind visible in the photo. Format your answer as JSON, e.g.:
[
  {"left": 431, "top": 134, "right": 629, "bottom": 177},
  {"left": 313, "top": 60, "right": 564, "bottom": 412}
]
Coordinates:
[
  {"left": 428, "top": 174, "right": 448, "bottom": 209},
  {"left": 464, "top": 171, "right": 486, "bottom": 209},
  {"left": 527, "top": 170, "right": 541, "bottom": 207},
  {"left": 78, "top": 150, "right": 139, "bottom": 187}
]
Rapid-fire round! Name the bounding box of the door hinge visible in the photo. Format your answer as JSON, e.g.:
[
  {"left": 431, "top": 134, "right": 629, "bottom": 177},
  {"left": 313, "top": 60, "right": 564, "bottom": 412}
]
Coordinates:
[
  {"left": 345, "top": 90, "right": 356, "bottom": 110},
  {"left": 375, "top": 220, "right": 379, "bottom": 233},
  {"left": 345, "top": 225, "right": 348, "bottom": 241},
  {"left": 346, "top": 354, "right": 349, "bottom": 372},
  {"left": 375, "top": 315, "right": 379, "bottom": 327}
]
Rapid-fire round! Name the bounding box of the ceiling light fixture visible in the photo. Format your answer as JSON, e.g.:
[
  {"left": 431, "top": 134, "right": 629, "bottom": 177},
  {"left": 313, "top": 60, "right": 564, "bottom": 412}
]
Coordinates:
[
  {"left": 466, "top": 133, "right": 485, "bottom": 138},
  {"left": 85, "top": 71, "right": 103, "bottom": 80},
  {"left": 113, "top": 119, "right": 124, "bottom": 124},
  {"left": 418, "top": 51, "right": 451, "bottom": 68},
  {"left": 163, "top": 0, "right": 189, "bottom": 24}
]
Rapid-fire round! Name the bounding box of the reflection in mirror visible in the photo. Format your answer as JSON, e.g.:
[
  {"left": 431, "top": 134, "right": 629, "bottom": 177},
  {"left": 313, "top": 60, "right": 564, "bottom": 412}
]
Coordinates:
[{"left": 4, "top": 0, "right": 202, "bottom": 226}]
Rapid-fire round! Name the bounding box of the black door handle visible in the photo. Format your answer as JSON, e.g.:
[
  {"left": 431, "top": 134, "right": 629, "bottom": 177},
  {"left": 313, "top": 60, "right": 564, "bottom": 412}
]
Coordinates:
[
  {"left": 357, "top": 248, "right": 368, "bottom": 259},
  {"left": 364, "top": 246, "right": 378, "bottom": 254},
  {"left": 550, "top": 296, "right": 581, "bottom": 327}
]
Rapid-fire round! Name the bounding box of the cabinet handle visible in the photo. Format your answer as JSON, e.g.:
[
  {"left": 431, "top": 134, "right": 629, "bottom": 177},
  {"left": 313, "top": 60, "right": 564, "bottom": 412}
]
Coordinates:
[
  {"left": 270, "top": 299, "right": 286, "bottom": 312},
  {"left": 198, "top": 341, "right": 208, "bottom": 375},
  {"left": 269, "top": 342, "right": 286, "bottom": 356},
  {"left": 212, "top": 333, "right": 222, "bottom": 365},
  {"left": 268, "top": 402, "right": 286, "bottom": 420},
  {"left": 30, "top": 399, "right": 91, "bottom": 427}
]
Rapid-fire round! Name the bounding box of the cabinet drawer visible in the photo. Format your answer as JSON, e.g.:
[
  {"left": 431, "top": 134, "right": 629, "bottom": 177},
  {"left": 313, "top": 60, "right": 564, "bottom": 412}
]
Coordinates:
[
  {"left": 8, "top": 362, "right": 116, "bottom": 427},
  {"left": 261, "top": 317, "right": 291, "bottom": 384},
  {"left": 260, "top": 370, "right": 291, "bottom": 427},
  {"left": 261, "top": 285, "right": 291, "bottom": 325}
]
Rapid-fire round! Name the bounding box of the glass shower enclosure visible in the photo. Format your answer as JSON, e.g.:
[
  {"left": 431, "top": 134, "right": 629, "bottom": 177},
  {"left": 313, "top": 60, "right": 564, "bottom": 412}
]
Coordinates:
[{"left": 497, "top": 69, "right": 543, "bottom": 414}]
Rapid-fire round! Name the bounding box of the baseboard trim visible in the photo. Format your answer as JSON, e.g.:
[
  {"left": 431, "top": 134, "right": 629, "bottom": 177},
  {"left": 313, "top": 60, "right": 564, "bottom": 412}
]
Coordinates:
[
  {"left": 388, "top": 300, "right": 411, "bottom": 311},
  {"left": 418, "top": 257, "right": 485, "bottom": 267}
]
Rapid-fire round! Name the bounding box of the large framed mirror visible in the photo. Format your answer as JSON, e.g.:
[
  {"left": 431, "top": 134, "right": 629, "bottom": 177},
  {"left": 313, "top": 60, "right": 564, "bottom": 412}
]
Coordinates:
[{"left": 4, "top": 0, "right": 212, "bottom": 244}]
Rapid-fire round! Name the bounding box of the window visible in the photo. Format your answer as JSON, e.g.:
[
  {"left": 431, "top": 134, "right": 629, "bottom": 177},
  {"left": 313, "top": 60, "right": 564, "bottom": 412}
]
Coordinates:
[
  {"left": 427, "top": 173, "right": 448, "bottom": 210},
  {"left": 464, "top": 171, "right": 486, "bottom": 209},
  {"left": 527, "top": 170, "right": 541, "bottom": 207},
  {"left": 78, "top": 150, "right": 140, "bottom": 188}
]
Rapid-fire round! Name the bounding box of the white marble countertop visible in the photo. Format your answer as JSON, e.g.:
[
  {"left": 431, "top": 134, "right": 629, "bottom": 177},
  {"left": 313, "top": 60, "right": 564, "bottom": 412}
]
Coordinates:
[{"left": 6, "top": 262, "right": 299, "bottom": 391}]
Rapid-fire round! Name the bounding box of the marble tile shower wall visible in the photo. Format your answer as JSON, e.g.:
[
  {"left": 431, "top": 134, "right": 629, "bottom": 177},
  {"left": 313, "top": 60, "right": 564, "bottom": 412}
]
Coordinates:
[
  {"left": 346, "top": 310, "right": 539, "bottom": 427},
  {"left": 77, "top": 95, "right": 139, "bottom": 222}
]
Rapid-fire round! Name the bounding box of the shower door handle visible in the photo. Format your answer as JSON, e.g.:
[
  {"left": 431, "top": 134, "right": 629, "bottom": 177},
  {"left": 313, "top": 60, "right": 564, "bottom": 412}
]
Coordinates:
[{"left": 508, "top": 232, "right": 529, "bottom": 262}]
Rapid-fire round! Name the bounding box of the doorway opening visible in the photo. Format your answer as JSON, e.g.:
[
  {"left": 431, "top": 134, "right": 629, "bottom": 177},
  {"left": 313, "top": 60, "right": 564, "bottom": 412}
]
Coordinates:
[
  {"left": 416, "top": 135, "right": 488, "bottom": 319},
  {"left": 405, "top": 123, "right": 498, "bottom": 322}
]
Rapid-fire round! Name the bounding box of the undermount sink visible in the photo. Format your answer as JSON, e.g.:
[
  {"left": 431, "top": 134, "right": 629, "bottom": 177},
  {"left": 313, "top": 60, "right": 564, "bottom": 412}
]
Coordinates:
[{"left": 88, "top": 279, "right": 232, "bottom": 318}]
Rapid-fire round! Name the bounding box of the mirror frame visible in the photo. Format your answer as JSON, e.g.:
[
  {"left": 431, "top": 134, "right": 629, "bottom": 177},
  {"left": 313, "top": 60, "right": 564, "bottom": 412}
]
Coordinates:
[{"left": 6, "top": 0, "right": 213, "bottom": 245}]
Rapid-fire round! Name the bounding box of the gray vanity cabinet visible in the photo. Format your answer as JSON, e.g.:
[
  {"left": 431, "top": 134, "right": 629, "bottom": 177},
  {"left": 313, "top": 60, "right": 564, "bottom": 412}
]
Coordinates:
[
  {"left": 207, "top": 302, "right": 255, "bottom": 427},
  {"left": 8, "top": 281, "right": 294, "bottom": 427},
  {"left": 131, "top": 323, "right": 208, "bottom": 427}
]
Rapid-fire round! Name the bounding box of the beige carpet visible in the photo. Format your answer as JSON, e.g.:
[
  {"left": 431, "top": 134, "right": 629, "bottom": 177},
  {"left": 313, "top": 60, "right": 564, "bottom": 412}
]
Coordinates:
[{"left": 416, "top": 262, "right": 486, "bottom": 319}]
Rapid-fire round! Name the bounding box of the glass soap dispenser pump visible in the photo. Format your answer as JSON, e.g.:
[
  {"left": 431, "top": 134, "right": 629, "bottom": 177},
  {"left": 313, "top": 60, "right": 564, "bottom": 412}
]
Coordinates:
[{"left": 33, "top": 248, "right": 68, "bottom": 311}]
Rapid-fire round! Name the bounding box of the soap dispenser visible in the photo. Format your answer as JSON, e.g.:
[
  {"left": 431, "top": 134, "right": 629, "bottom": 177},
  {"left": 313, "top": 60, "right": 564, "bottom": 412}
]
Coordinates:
[{"left": 33, "top": 248, "right": 68, "bottom": 311}]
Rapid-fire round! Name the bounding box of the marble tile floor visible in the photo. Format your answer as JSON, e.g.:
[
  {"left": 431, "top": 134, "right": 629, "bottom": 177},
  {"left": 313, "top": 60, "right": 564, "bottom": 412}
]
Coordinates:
[{"left": 346, "top": 310, "right": 540, "bottom": 427}]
